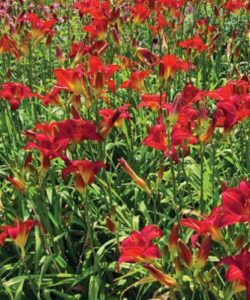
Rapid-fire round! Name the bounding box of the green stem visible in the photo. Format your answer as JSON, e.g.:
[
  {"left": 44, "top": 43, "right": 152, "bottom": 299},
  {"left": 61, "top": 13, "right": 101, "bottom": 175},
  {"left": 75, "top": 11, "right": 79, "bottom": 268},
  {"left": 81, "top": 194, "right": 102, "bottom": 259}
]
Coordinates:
[{"left": 200, "top": 143, "right": 205, "bottom": 213}]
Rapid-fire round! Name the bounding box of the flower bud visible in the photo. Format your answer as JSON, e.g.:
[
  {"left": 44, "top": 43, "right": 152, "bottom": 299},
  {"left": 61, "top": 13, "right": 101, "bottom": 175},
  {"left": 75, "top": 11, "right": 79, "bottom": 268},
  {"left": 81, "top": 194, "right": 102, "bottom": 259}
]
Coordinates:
[
  {"left": 196, "top": 235, "right": 211, "bottom": 269},
  {"left": 178, "top": 239, "right": 193, "bottom": 268},
  {"left": 6, "top": 176, "right": 26, "bottom": 193},
  {"left": 106, "top": 216, "right": 116, "bottom": 233},
  {"left": 144, "top": 264, "right": 177, "bottom": 288},
  {"left": 118, "top": 157, "right": 151, "bottom": 196},
  {"left": 95, "top": 71, "right": 104, "bottom": 96},
  {"left": 169, "top": 224, "right": 179, "bottom": 257}
]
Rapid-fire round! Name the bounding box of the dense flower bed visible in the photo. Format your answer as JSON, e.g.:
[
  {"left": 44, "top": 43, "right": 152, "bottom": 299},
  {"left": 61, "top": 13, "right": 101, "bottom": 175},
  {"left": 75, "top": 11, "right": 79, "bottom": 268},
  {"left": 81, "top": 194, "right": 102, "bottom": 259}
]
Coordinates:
[{"left": 0, "top": 0, "right": 249, "bottom": 299}]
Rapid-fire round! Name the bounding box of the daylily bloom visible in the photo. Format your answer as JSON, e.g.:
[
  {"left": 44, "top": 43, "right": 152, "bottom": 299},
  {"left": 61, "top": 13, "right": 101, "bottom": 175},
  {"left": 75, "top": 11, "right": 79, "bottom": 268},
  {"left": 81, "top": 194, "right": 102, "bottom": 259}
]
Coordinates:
[
  {"left": 178, "top": 36, "right": 207, "bottom": 53},
  {"left": 0, "top": 82, "right": 35, "bottom": 110},
  {"left": 38, "top": 87, "right": 62, "bottom": 106},
  {"left": 56, "top": 119, "right": 103, "bottom": 143},
  {"left": 88, "top": 56, "right": 120, "bottom": 95},
  {"left": 218, "top": 249, "right": 250, "bottom": 299},
  {"left": 54, "top": 66, "right": 87, "bottom": 96},
  {"left": 118, "top": 225, "right": 163, "bottom": 266},
  {"left": 25, "top": 118, "right": 102, "bottom": 172},
  {"left": 143, "top": 123, "right": 167, "bottom": 152},
  {"left": 224, "top": 0, "right": 248, "bottom": 14},
  {"left": 121, "top": 70, "right": 150, "bottom": 92},
  {"left": 20, "top": 13, "right": 57, "bottom": 43},
  {"left": 0, "top": 219, "right": 40, "bottom": 256},
  {"left": 130, "top": 4, "right": 150, "bottom": 24},
  {"left": 159, "top": 54, "right": 191, "bottom": 81},
  {"left": 136, "top": 48, "right": 158, "bottom": 65},
  {"left": 84, "top": 19, "right": 109, "bottom": 41},
  {"left": 138, "top": 94, "right": 170, "bottom": 112},
  {"left": 68, "top": 41, "right": 108, "bottom": 63},
  {"left": 0, "top": 34, "right": 21, "bottom": 59},
  {"left": 77, "top": 0, "right": 111, "bottom": 41},
  {"left": 143, "top": 121, "right": 197, "bottom": 162},
  {"left": 62, "top": 159, "right": 106, "bottom": 193},
  {"left": 221, "top": 181, "right": 250, "bottom": 225},
  {"left": 180, "top": 206, "right": 225, "bottom": 246},
  {"left": 99, "top": 104, "right": 130, "bottom": 137},
  {"left": 24, "top": 122, "right": 69, "bottom": 173}
]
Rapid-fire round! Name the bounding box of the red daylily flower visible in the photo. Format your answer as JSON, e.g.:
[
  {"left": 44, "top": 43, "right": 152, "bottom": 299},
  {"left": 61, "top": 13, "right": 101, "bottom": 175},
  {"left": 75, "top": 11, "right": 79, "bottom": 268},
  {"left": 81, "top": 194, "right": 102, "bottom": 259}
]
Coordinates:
[
  {"left": 25, "top": 118, "right": 102, "bottom": 172},
  {"left": 20, "top": 13, "right": 57, "bottom": 43},
  {"left": 221, "top": 181, "right": 250, "bottom": 225},
  {"left": 0, "top": 219, "right": 40, "bottom": 256},
  {"left": 0, "top": 82, "right": 35, "bottom": 110},
  {"left": 224, "top": 0, "right": 248, "bottom": 14},
  {"left": 56, "top": 119, "right": 103, "bottom": 143},
  {"left": 88, "top": 56, "right": 120, "bottom": 95},
  {"left": 99, "top": 104, "right": 130, "bottom": 137},
  {"left": 136, "top": 48, "right": 159, "bottom": 65},
  {"left": 219, "top": 249, "right": 250, "bottom": 299},
  {"left": 138, "top": 94, "right": 170, "bottom": 112},
  {"left": 178, "top": 36, "right": 207, "bottom": 53},
  {"left": 0, "top": 34, "right": 21, "bottom": 59},
  {"left": 171, "top": 125, "right": 198, "bottom": 148},
  {"left": 180, "top": 206, "right": 226, "bottom": 246},
  {"left": 143, "top": 123, "right": 167, "bottom": 152},
  {"left": 68, "top": 41, "right": 108, "bottom": 63},
  {"left": 206, "top": 77, "right": 250, "bottom": 102},
  {"left": 215, "top": 98, "right": 250, "bottom": 133},
  {"left": 159, "top": 54, "right": 192, "bottom": 80},
  {"left": 62, "top": 160, "right": 106, "bottom": 193},
  {"left": 38, "top": 87, "right": 62, "bottom": 106},
  {"left": 84, "top": 19, "right": 109, "bottom": 42},
  {"left": 121, "top": 70, "right": 150, "bottom": 92},
  {"left": 24, "top": 122, "right": 69, "bottom": 173},
  {"left": 130, "top": 4, "right": 150, "bottom": 24},
  {"left": 118, "top": 225, "right": 163, "bottom": 266},
  {"left": 143, "top": 121, "right": 197, "bottom": 162},
  {"left": 54, "top": 66, "right": 87, "bottom": 96}
]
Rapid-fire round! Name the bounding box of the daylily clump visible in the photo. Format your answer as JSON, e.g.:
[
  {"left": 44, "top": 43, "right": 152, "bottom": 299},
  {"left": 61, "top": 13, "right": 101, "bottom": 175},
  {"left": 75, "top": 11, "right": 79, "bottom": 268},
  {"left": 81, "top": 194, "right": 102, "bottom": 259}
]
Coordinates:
[{"left": 0, "top": 0, "right": 249, "bottom": 298}]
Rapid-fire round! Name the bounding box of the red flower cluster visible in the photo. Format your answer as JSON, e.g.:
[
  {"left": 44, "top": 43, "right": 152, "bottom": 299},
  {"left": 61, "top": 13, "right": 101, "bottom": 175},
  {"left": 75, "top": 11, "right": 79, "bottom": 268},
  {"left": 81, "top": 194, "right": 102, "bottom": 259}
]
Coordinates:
[
  {"left": 24, "top": 119, "right": 102, "bottom": 173},
  {"left": 180, "top": 181, "right": 250, "bottom": 244}
]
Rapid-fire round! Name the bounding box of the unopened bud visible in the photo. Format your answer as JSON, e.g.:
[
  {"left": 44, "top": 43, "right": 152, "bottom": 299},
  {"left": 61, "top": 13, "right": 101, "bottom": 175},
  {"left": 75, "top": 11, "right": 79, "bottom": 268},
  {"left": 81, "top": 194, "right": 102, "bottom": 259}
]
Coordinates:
[
  {"left": 95, "top": 71, "right": 104, "bottom": 96},
  {"left": 196, "top": 235, "right": 211, "bottom": 269},
  {"left": 234, "top": 234, "right": 245, "bottom": 250},
  {"left": 144, "top": 264, "right": 177, "bottom": 288},
  {"left": 106, "top": 216, "right": 116, "bottom": 233},
  {"left": 118, "top": 157, "right": 151, "bottom": 196},
  {"left": 178, "top": 239, "right": 193, "bottom": 268},
  {"left": 6, "top": 176, "right": 26, "bottom": 193},
  {"left": 169, "top": 224, "right": 179, "bottom": 257}
]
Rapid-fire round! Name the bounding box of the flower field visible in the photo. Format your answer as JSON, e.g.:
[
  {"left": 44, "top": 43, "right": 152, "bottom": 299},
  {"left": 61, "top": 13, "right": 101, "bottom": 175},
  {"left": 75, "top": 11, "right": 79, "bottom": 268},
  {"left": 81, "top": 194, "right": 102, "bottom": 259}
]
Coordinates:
[{"left": 0, "top": 0, "right": 249, "bottom": 299}]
